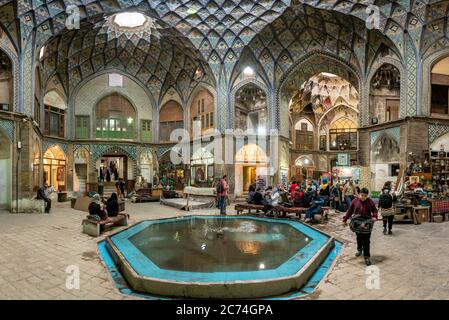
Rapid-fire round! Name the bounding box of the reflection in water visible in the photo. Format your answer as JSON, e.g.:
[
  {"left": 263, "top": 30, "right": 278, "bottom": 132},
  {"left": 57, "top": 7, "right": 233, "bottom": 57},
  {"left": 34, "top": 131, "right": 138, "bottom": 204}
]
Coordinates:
[{"left": 129, "top": 218, "right": 310, "bottom": 272}]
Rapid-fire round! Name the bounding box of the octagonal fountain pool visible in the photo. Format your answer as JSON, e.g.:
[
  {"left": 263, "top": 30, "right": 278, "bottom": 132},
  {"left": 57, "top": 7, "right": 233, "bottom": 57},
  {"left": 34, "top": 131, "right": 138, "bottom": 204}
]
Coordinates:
[{"left": 100, "top": 216, "right": 341, "bottom": 299}]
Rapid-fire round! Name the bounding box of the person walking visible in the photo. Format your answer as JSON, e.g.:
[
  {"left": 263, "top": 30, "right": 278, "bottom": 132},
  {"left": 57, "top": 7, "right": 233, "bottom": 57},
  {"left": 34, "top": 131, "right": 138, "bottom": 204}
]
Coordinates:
[
  {"left": 343, "top": 188, "right": 378, "bottom": 266},
  {"left": 343, "top": 179, "right": 357, "bottom": 209},
  {"left": 379, "top": 185, "right": 397, "bottom": 235},
  {"left": 217, "top": 175, "right": 228, "bottom": 215},
  {"left": 330, "top": 180, "right": 342, "bottom": 212}
]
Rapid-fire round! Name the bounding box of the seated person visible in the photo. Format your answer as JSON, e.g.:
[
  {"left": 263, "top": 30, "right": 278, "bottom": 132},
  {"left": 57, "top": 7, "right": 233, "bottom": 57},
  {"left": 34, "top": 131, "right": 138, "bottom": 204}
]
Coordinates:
[
  {"left": 36, "top": 182, "right": 52, "bottom": 213},
  {"left": 304, "top": 190, "right": 324, "bottom": 223},
  {"left": 302, "top": 187, "right": 313, "bottom": 208},
  {"left": 293, "top": 186, "right": 306, "bottom": 208},
  {"left": 88, "top": 194, "right": 108, "bottom": 221},
  {"left": 253, "top": 188, "right": 264, "bottom": 205},
  {"left": 106, "top": 193, "right": 120, "bottom": 217},
  {"left": 279, "top": 190, "right": 292, "bottom": 207},
  {"left": 247, "top": 189, "right": 256, "bottom": 204}
]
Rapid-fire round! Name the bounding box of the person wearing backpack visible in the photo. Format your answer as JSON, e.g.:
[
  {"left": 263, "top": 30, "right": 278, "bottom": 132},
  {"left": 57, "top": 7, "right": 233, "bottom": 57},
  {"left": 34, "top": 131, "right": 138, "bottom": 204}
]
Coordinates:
[
  {"left": 293, "top": 186, "right": 303, "bottom": 207},
  {"left": 217, "top": 175, "right": 228, "bottom": 215},
  {"left": 379, "top": 185, "right": 397, "bottom": 235}
]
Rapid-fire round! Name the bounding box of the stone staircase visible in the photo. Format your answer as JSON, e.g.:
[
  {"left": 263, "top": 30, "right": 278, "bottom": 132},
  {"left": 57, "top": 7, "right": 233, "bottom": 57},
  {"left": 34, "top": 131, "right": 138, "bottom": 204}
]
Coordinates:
[{"left": 102, "top": 182, "right": 118, "bottom": 199}]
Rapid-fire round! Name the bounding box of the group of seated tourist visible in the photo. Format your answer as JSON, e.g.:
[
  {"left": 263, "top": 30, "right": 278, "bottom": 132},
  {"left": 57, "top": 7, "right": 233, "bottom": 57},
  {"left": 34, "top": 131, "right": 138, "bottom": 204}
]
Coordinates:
[
  {"left": 87, "top": 193, "right": 120, "bottom": 224},
  {"left": 245, "top": 177, "right": 360, "bottom": 222}
]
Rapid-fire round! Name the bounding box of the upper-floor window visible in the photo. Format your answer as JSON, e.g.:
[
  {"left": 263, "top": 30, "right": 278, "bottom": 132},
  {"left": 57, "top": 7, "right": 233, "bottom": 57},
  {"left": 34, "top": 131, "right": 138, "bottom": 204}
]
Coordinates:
[
  {"left": 160, "top": 100, "right": 183, "bottom": 142},
  {"left": 141, "top": 119, "right": 152, "bottom": 142},
  {"left": 294, "top": 119, "right": 313, "bottom": 150},
  {"left": 95, "top": 93, "right": 136, "bottom": 140},
  {"left": 44, "top": 105, "right": 65, "bottom": 137},
  {"left": 0, "top": 50, "right": 13, "bottom": 112},
  {"left": 329, "top": 118, "right": 357, "bottom": 151},
  {"left": 75, "top": 115, "right": 90, "bottom": 139},
  {"left": 190, "top": 89, "right": 214, "bottom": 138}
]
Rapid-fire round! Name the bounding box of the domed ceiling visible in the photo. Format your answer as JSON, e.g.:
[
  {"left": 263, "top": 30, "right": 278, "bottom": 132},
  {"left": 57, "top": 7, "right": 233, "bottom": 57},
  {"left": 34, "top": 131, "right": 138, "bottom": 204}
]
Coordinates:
[{"left": 0, "top": 0, "right": 447, "bottom": 102}]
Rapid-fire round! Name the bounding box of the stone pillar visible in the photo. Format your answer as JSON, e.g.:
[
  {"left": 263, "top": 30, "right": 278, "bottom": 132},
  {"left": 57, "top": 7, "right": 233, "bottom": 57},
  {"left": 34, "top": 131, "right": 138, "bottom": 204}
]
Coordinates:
[
  {"left": 358, "top": 130, "right": 370, "bottom": 166},
  {"left": 66, "top": 144, "right": 74, "bottom": 193}
]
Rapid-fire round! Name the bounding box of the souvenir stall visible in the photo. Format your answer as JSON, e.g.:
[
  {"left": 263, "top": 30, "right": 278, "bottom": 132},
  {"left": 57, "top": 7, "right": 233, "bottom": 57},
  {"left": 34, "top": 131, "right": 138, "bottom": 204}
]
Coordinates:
[
  {"left": 394, "top": 149, "right": 449, "bottom": 223},
  {"left": 331, "top": 166, "right": 360, "bottom": 184}
]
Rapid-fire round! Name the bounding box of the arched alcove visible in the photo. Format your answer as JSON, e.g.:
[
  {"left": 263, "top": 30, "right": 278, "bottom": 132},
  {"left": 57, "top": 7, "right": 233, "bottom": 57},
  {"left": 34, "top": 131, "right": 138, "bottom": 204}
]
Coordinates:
[
  {"left": 0, "top": 50, "right": 13, "bottom": 112},
  {"left": 95, "top": 93, "right": 136, "bottom": 140},
  {"left": 189, "top": 88, "right": 214, "bottom": 138},
  {"left": 234, "top": 83, "right": 268, "bottom": 135},
  {"left": 369, "top": 64, "right": 401, "bottom": 124},
  {"left": 159, "top": 100, "right": 184, "bottom": 142},
  {"left": 73, "top": 147, "right": 90, "bottom": 193},
  {"left": 43, "top": 145, "right": 67, "bottom": 191},
  {"left": 0, "top": 129, "right": 11, "bottom": 209}
]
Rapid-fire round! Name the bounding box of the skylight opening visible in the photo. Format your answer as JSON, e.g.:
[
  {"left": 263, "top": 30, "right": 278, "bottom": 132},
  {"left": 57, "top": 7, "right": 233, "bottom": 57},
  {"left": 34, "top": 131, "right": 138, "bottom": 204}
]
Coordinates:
[{"left": 113, "top": 12, "right": 147, "bottom": 28}]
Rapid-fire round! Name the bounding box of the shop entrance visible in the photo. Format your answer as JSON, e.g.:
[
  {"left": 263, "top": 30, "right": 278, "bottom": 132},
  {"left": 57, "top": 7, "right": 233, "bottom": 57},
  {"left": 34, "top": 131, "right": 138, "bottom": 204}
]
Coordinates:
[
  {"left": 98, "top": 155, "right": 128, "bottom": 181},
  {"left": 234, "top": 144, "right": 269, "bottom": 196},
  {"left": 243, "top": 166, "right": 257, "bottom": 192},
  {"left": 43, "top": 146, "right": 66, "bottom": 191},
  {"left": 0, "top": 130, "right": 11, "bottom": 209}
]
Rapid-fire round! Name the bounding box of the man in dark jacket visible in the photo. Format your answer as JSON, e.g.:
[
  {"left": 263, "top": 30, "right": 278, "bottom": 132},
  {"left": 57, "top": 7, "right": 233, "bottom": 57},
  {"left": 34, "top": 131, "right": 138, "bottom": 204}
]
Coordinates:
[{"left": 36, "top": 182, "right": 51, "bottom": 213}]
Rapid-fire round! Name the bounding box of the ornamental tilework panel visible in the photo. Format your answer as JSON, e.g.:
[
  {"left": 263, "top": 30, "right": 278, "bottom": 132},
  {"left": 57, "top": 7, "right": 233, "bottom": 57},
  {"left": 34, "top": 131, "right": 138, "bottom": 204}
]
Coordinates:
[
  {"left": 91, "top": 144, "right": 137, "bottom": 162},
  {"left": 428, "top": 124, "right": 449, "bottom": 145},
  {"left": 73, "top": 144, "right": 90, "bottom": 152},
  {"left": 156, "top": 145, "right": 175, "bottom": 159},
  {"left": 218, "top": 71, "right": 228, "bottom": 132},
  {"left": 0, "top": 119, "right": 13, "bottom": 141},
  {"left": 22, "top": 40, "right": 34, "bottom": 116},
  {"left": 370, "top": 127, "right": 401, "bottom": 146},
  {"left": 404, "top": 36, "right": 418, "bottom": 117},
  {"left": 42, "top": 140, "right": 68, "bottom": 155}
]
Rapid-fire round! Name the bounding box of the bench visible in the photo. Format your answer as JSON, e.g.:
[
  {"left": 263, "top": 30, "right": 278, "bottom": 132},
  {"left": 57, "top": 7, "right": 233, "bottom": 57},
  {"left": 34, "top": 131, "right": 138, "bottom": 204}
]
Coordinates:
[
  {"left": 82, "top": 213, "right": 129, "bottom": 237},
  {"left": 182, "top": 187, "right": 216, "bottom": 211},
  {"left": 310, "top": 206, "right": 331, "bottom": 223},
  {"left": 235, "top": 203, "right": 265, "bottom": 215},
  {"left": 132, "top": 188, "right": 160, "bottom": 203},
  {"left": 272, "top": 206, "right": 307, "bottom": 218}
]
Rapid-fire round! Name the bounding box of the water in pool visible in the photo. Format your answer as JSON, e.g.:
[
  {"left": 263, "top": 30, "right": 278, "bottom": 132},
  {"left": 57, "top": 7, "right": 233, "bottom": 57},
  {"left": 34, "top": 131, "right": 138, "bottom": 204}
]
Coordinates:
[{"left": 128, "top": 217, "right": 311, "bottom": 272}]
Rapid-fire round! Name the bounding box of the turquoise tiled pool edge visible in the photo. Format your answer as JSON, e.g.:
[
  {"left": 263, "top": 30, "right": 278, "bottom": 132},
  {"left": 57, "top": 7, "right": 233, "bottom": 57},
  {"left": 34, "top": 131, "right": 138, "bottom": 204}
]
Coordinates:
[{"left": 99, "top": 216, "right": 342, "bottom": 299}]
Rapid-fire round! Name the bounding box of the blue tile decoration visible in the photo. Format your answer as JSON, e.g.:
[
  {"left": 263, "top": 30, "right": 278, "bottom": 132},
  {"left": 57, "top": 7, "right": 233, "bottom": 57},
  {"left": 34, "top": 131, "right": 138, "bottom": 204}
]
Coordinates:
[
  {"left": 370, "top": 126, "right": 401, "bottom": 146},
  {"left": 91, "top": 144, "right": 137, "bottom": 162},
  {"left": 42, "top": 139, "right": 68, "bottom": 155},
  {"left": 0, "top": 119, "right": 13, "bottom": 141},
  {"left": 429, "top": 123, "right": 449, "bottom": 145},
  {"left": 97, "top": 216, "right": 342, "bottom": 300}
]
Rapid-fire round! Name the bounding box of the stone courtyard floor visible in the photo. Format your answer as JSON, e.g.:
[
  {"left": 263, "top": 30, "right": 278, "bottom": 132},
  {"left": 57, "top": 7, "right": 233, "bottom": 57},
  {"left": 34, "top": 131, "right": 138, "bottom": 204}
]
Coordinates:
[{"left": 0, "top": 201, "right": 448, "bottom": 300}]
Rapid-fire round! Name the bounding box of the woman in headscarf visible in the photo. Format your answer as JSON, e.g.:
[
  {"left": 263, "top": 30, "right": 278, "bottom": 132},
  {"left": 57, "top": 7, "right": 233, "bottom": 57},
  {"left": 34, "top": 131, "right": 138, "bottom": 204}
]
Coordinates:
[
  {"left": 88, "top": 194, "right": 108, "bottom": 221},
  {"left": 378, "top": 184, "right": 397, "bottom": 235},
  {"left": 331, "top": 180, "right": 343, "bottom": 212},
  {"left": 106, "top": 192, "right": 119, "bottom": 217}
]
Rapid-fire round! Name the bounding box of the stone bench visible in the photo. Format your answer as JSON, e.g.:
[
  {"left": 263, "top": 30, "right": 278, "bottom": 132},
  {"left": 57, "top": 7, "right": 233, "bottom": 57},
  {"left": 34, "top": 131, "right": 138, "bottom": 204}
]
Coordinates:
[
  {"left": 11, "top": 198, "right": 46, "bottom": 213},
  {"left": 82, "top": 213, "right": 129, "bottom": 237}
]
